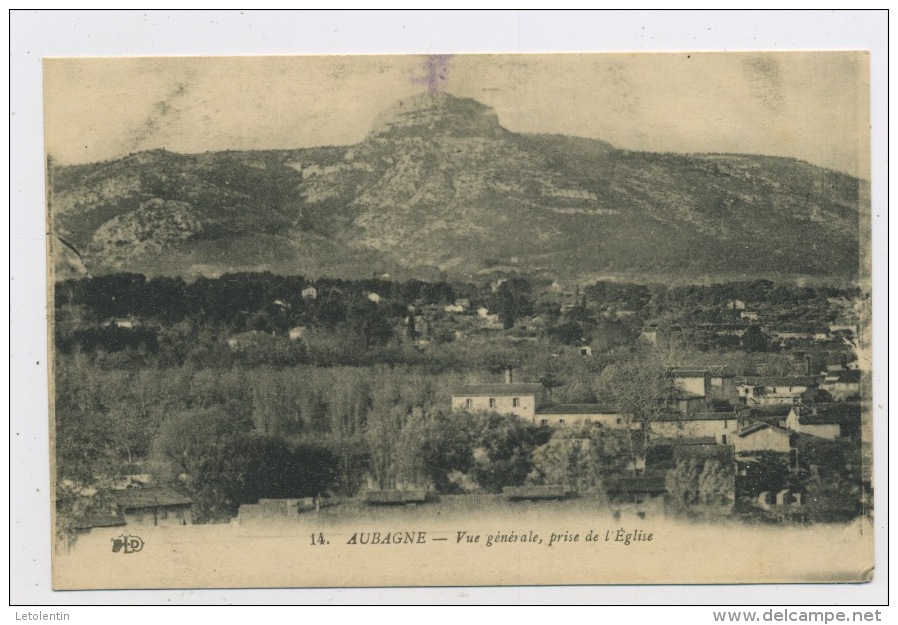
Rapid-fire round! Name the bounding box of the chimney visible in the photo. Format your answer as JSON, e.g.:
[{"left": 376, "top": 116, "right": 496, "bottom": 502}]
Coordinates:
[{"left": 504, "top": 367, "right": 513, "bottom": 384}]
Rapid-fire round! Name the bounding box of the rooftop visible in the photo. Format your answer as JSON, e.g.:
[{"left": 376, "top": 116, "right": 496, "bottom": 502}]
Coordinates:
[
  {"left": 113, "top": 486, "right": 193, "bottom": 510},
  {"left": 536, "top": 404, "right": 619, "bottom": 415},
  {"left": 826, "top": 370, "right": 861, "bottom": 384},
  {"left": 69, "top": 513, "right": 126, "bottom": 530},
  {"left": 605, "top": 477, "right": 666, "bottom": 495},
  {"left": 654, "top": 411, "right": 738, "bottom": 422},
  {"left": 668, "top": 369, "right": 710, "bottom": 378},
  {"left": 453, "top": 383, "right": 544, "bottom": 397},
  {"left": 739, "top": 376, "right": 819, "bottom": 387},
  {"left": 737, "top": 422, "right": 791, "bottom": 437},
  {"left": 650, "top": 436, "right": 718, "bottom": 447},
  {"left": 792, "top": 403, "right": 862, "bottom": 425}
]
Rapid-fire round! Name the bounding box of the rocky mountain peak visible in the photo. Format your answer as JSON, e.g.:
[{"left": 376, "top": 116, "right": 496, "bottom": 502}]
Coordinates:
[{"left": 367, "top": 92, "right": 506, "bottom": 139}]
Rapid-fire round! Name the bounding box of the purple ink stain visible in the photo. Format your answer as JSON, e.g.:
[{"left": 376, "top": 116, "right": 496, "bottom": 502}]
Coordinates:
[{"left": 411, "top": 55, "right": 454, "bottom": 93}]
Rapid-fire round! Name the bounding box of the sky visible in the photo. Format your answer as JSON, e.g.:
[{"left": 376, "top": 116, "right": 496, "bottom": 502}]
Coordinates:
[{"left": 44, "top": 52, "right": 870, "bottom": 178}]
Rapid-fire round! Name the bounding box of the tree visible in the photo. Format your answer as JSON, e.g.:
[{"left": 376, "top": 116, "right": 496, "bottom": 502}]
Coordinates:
[
  {"left": 155, "top": 405, "right": 254, "bottom": 522},
  {"left": 697, "top": 459, "right": 735, "bottom": 505},
  {"left": 594, "top": 348, "right": 677, "bottom": 476},
  {"left": 665, "top": 458, "right": 701, "bottom": 512},
  {"left": 469, "top": 414, "right": 551, "bottom": 492},
  {"left": 421, "top": 411, "right": 479, "bottom": 493},
  {"left": 531, "top": 427, "right": 605, "bottom": 493},
  {"left": 492, "top": 277, "right": 533, "bottom": 329},
  {"left": 741, "top": 324, "right": 768, "bottom": 352},
  {"left": 236, "top": 436, "right": 339, "bottom": 501}
]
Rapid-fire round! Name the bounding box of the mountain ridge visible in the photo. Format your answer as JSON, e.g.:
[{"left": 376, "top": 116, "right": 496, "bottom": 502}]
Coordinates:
[{"left": 49, "top": 92, "right": 864, "bottom": 284}]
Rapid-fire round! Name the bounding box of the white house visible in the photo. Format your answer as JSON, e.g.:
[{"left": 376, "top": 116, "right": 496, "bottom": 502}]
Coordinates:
[
  {"left": 819, "top": 370, "right": 861, "bottom": 401},
  {"left": 737, "top": 376, "right": 818, "bottom": 406},
  {"left": 533, "top": 404, "right": 625, "bottom": 428},
  {"left": 451, "top": 383, "right": 544, "bottom": 421},
  {"left": 301, "top": 286, "right": 318, "bottom": 300},
  {"left": 650, "top": 411, "right": 739, "bottom": 445},
  {"left": 288, "top": 326, "right": 307, "bottom": 341},
  {"left": 733, "top": 422, "right": 794, "bottom": 454},
  {"left": 785, "top": 406, "right": 841, "bottom": 440},
  {"left": 669, "top": 369, "right": 712, "bottom": 403}
]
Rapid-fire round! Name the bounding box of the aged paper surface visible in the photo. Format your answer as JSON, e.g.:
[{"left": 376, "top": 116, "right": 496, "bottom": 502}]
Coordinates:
[{"left": 45, "top": 52, "right": 873, "bottom": 590}]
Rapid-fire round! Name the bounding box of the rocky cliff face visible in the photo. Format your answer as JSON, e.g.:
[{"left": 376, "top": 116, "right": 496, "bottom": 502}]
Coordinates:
[
  {"left": 49, "top": 93, "right": 864, "bottom": 283},
  {"left": 368, "top": 92, "right": 507, "bottom": 139}
]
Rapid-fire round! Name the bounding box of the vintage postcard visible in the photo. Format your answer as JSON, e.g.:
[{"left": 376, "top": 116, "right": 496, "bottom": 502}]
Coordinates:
[{"left": 45, "top": 52, "right": 873, "bottom": 589}]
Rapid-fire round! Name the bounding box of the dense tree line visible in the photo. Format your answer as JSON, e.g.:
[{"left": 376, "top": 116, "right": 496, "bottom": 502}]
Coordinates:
[{"left": 53, "top": 272, "right": 864, "bottom": 532}]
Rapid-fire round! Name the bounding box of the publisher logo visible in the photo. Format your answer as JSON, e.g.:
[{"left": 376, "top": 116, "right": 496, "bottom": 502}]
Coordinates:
[{"left": 111, "top": 534, "right": 144, "bottom": 554}]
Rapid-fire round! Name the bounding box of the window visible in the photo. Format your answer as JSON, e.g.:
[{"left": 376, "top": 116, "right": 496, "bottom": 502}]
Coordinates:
[
  {"left": 721, "top": 435, "right": 728, "bottom": 445},
  {"left": 512, "top": 397, "right": 520, "bottom": 407},
  {"left": 616, "top": 417, "right": 622, "bottom": 425},
  {"left": 489, "top": 398, "right": 496, "bottom": 409},
  {"left": 465, "top": 398, "right": 472, "bottom": 409},
  {"left": 540, "top": 419, "right": 548, "bottom": 426},
  {"left": 159, "top": 508, "right": 168, "bottom": 520},
  {"left": 559, "top": 419, "right": 565, "bottom": 424}
]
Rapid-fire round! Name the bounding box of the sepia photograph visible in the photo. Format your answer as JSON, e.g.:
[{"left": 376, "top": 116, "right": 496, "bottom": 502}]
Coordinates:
[{"left": 41, "top": 48, "right": 875, "bottom": 591}]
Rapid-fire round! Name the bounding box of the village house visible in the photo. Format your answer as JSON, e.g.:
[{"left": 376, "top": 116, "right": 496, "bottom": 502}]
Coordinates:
[
  {"left": 650, "top": 411, "right": 741, "bottom": 445},
  {"left": 288, "top": 326, "right": 307, "bottom": 341},
  {"left": 726, "top": 299, "right": 747, "bottom": 311},
  {"left": 301, "top": 286, "right": 318, "bottom": 300},
  {"left": 68, "top": 513, "right": 126, "bottom": 539},
  {"left": 732, "top": 422, "right": 795, "bottom": 454},
  {"left": 450, "top": 378, "right": 545, "bottom": 421},
  {"left": 665, "top": 388, "right": 709, "bottom": 414},
  {"left": 113, "top": 486, "right": 194, "bottom": 527},
  {"left": 736, "top": 376, "right": 818, "bottom": 406},
  {"left": 709, "top": 370, "right": 738, "bottom": 404},
  {"left": 102, "top": 317, "right": 139, "bottom": 329},
  {"left": 785, "top": 404, "right": 860, "bottom": 440},
  {"left": 828, "top": 323, "right": 856, "bottom": 335},
  {"left": 740, "top": 311, "right": 760, "bottom": 321},
  {"left": 533, "top": 404, "right": 625, "bottom": 428},
  {"left": 670, "top": 369, "right": 711, "bottom": 398},
  {"left": 640, "top": 327, "right": 659, "bottom": 345},
  {"left": 604, "top": 476, "right": 667, "bottom": 521},
  {"left": 819, "top": 369, "right": 861, "bottom": 401}
]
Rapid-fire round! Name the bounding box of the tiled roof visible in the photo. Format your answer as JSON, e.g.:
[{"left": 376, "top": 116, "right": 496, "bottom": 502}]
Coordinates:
[
  {"left": 825, "top": 370, "right": 861, "bottom": 384},
  {"left": 70, "top": 513, "right": 126, "bottom": 530},
  {"left": 668, "top": 369, "right": 710, "bottom": 378},
  {"left": 739, "top": 376, "right": 818, "bottom": 387},
  {"left": 453, "top": 383, "right": 543, "bottom": 396},
  {"left": 793, "top": 403, "right": 861, "bottom": 425},
  {"left": 654, "top": 411, "right": 737, "bottom": 422},
  {"left": 605, "top": 477, "right": 666, "bottom": 495},
  {"left": 737, "top": 422, "right": 791, "bottom": 437},
  {"left": 114, "top": 486, "right": 193, "bottom": 510},
  {"left": 669, "top": 389, "right": 705, "bottom": 400},
  {"left": 650, "top": 436, "right": 717, "bottom": 447},
  {"left": 536, "top": 404, "right": 619, "bottom": 415}
]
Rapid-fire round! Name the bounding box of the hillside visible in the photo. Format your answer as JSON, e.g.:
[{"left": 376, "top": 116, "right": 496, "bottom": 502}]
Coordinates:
[{"left": 49, "top": 92, "right": 865, "bottom": 283}]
